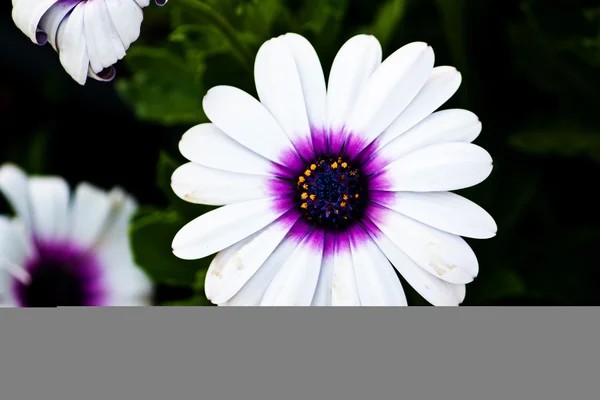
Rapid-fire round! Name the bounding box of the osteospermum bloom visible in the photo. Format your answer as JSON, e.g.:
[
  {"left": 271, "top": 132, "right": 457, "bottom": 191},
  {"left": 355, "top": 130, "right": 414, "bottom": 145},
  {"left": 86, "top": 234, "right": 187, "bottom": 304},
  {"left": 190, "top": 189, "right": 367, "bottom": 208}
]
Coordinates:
[
  {"left": 0, "top": 164, "right": 151, "bottom": 307},
  {"left": 11, "top": 0, "right": 168, "bottom": 85},
  {"left": 171, "top": 33, "right": 497, "bottom": 306}
]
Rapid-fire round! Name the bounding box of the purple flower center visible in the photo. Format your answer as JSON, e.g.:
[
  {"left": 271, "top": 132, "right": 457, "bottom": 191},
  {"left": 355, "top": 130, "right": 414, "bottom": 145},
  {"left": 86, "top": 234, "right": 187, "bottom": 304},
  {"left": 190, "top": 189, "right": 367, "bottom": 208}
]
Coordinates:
[
  {"left": 296, "top": 156, "right": 367, "bottom": 230},
  {"left": 12, "top": 240, "right": 107, "bottom": 307}
]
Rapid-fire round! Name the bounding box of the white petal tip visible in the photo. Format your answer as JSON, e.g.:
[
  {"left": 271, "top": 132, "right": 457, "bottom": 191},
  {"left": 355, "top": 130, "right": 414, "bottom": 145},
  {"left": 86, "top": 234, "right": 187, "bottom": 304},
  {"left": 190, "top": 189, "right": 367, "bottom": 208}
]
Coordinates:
[{"left": 171, "top": 241, "right": 199, "bottom": 261}]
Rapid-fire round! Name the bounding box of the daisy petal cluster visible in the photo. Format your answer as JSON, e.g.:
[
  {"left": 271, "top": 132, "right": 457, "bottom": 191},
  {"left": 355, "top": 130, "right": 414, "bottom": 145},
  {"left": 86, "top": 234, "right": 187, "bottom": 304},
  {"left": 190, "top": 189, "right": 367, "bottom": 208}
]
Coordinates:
[
  {"left": 0, "top": 164, "right": 151, "bottom": 307},
  {"left": 171, "top": 33, "right": 497, "bottom": 306},
  {"left": 11, "top": 0, "right": 168, "bottom": 85}
]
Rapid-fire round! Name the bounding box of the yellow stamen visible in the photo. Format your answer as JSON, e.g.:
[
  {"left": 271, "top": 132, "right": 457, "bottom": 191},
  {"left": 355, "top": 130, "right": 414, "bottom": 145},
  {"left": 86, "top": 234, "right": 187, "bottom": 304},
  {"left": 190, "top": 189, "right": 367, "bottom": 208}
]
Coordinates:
[
  {"left": 341, "top": 162, "right": 348, "bottom": 168},
  {"left": 302, "top": 184, "right": 308, "bottom": 190},
  {"left": 354, "top": 194, "right": 359, "bottom": 198},
  {"left": 304, "top": 170, "right": 311, "bottom": 176},
  {"left": 301, "top": 193, "right": 308, "bottom": 199},
  {"left": 298, "top": 176, "right": 305, "bottom": 183},
  {"left": 309, "top": 194, "right": 316, "bottom": 201},
  {"left": 310, "top": 164, "right": 317, "bottom": 171},
  {"left": 340, "top": 201, "right": 346, "bottom": 208},
  {"left": 342, "top": 194, "right": 349, "bottom": 201},
  {"left": 301, "top": 203, "right": 308, "bottom": 209}
]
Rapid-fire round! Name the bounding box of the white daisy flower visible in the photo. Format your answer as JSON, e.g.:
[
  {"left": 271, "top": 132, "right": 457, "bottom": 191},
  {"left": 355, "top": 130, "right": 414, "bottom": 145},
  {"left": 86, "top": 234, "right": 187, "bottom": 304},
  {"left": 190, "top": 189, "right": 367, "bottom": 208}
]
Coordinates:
[
  {"left": 171, "top": 33, "right": 497, "bottom": 306},
  {"left": 11, "top": 0, "right": 168, "bottom": 85},
  {"left": 0, "top": 164, "right": 152, "bottom": 307}
]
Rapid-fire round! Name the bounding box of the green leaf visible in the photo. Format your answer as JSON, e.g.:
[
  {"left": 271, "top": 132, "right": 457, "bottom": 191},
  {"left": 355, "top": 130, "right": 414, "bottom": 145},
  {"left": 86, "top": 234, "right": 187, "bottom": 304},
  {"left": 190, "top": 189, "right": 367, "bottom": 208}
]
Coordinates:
[
  {"left": 358, "top": 0, "right": 407, "bottom": 49},
  {"left": 156, "top": 150, "right": 182, "bottom": 199},
  {"left": 466, "top": 268, "right": 527, "bottom": 304},
  {"left": 115, "top": 46, "right": 206, "bottom": 126},
  {"left": 509, "top": 127, "right": 600, "bottom": 162},
  {"left": 434, "top": 0, "right": 471, "bottom": 106},
  {"left": 280, "top": 0, "right": 349, "bottom": 57},
  {"left": 194, "top": 266, "right": 208, "bottom": 292},
  {"left": 158, "top": 253, "right": 212, "bottom": 306},
  {"left": 130, "top": 209, "right": 212, "bottom": 287}
]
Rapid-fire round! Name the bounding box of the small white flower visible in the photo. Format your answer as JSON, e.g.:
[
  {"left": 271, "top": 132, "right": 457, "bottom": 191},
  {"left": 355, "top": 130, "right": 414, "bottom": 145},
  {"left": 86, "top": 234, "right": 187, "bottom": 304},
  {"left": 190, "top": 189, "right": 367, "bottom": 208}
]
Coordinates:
[
  {"left": 0, "top": 164, "right": 152, "bottom": 307},
  {"left": 171, "top": 33, "right": 497, "bottom": 306},
  {"left": 11, "top": 0, "right": 168, "bottom": 85}
]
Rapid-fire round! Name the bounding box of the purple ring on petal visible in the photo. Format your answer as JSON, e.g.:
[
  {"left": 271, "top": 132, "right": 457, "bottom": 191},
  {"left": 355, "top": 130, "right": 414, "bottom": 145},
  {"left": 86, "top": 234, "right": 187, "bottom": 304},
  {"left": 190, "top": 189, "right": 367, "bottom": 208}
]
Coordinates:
[{"left": 268, "top": 127, "right": 392, "bottom": 236}]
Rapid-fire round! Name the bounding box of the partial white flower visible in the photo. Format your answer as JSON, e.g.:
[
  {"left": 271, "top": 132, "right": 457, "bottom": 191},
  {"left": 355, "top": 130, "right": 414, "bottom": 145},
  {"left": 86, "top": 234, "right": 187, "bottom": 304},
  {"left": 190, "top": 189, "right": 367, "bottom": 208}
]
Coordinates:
[
  {"left": 11, "top": 0, "right": 169, "bottom": 85},
  {"left": 0, "top": 164, "right": 152, "bottom": 307},
  {"left": 171, "top": 33, "right": 497, "bottom": 307}
]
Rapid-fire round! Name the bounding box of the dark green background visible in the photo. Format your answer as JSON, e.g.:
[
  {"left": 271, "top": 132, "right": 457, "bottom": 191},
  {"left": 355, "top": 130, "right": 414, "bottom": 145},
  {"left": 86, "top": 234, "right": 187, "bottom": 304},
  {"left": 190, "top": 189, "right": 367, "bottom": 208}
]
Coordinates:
[{"left": 1, "top": 0, "right": 598, "bottom": 306}]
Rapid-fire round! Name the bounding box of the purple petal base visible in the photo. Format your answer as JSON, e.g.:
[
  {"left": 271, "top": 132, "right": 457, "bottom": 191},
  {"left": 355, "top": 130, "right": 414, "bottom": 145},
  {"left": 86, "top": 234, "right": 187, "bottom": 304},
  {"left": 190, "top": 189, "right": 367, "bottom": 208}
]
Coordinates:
[
  {"left": 12, "top": 239, "right": 108, "bottom": 307},
  {"left": 264, "top": 126, "right": 394, "bottom": 258}
]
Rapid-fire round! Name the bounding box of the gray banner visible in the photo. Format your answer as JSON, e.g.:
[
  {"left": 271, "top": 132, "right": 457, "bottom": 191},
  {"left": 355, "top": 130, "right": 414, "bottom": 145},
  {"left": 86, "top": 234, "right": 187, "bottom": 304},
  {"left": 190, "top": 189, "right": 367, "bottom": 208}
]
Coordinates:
[{"left": 1, "top": 308, "right": 598, "bottom": 400}]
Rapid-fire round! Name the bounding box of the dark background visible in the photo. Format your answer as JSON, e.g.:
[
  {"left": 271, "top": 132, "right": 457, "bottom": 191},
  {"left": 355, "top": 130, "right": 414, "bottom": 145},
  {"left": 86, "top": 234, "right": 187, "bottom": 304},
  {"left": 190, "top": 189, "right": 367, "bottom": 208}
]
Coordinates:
[{"left": 1, "top": 0, "right": 599, "bottom": 306}]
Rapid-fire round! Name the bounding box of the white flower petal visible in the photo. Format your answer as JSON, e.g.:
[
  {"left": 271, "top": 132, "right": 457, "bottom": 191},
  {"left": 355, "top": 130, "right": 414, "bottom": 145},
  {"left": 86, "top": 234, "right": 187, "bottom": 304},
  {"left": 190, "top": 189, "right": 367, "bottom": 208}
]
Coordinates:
[
  {"left": 331, "top": 234, "right": 361, "bottom": 306},
  {"left": 179, "top": 123, "right": 274, "bottom": 176},
  {"left": 378, "top": 191, "right": 497, "bottom": 239},
  {"left": 376, "top": 66, "right": 463, "bottom": 150},
  {"left": 0, "top": 223, "right": 31, "bottom": 305},
  {"left": 172, "top": 197, "right": 288, "bottom": 260},
  {"left": 310, "top": 233, "right": 336, "bottom": 306},
  {"left": 93, "top": 187, "right": 138, "bottom": 249},
  {"left": 368, "top": 204, "right": 478, "bottom": 284},
  {"left": 327, "top": 35, "right": 382, "bottom": 130},
  {"left": 0, "top": 164, "right": 32, "bottom": 226},
  {"left": 369, "top": 229, "right": 466, "bottom": 306},
  {"left": 261, "top": 230, "right": 324, "bottom": 306},
  {"left": 91, "top": 188, "right": 149, "bottom": 306},
  {"left": 203, "top": 86, "right": 299, "bottom": 165},
  {"left": 57, "top": 3, "right": 90, "bottom": 85},
  {"left": 0, "top": 216, "right": 29, "bottom": 268},
  {"left": 83, "top": 0, "right": 126, "bottom": 74},
  {"left": 369, "top": 109, "right": 481, "bottom": 170},
  {"left": 11, "top": 0, "right": 57, "bottom": 44},
  {"left": 280, "top": 33, "right": 327, "bottom": 129},
  {"left": 374, "top": 142, "right": 493, "bottom": 192},
  {"left": 255, "top": 36, "right": 312, "bottom": 152},
  {"left": 0, "top": 220, "right": 31, "bottom": 305},
  {"left": 106, "top": 0, "right": 144, "bottom": 51},
  {"left": 39, "top": 1, "right": 80, "bottom": 50},
  {"left": 171, "top": 162, "right": 273, "bottom": 206},
  {"left": 310, "top": 257, "right": 334, "bottom": 306},
  {"left": 205, "top": 215, "right": 297, "bottom": 304},
  {"left": 97, "top": 236, "right": 152, "bottom": 306},
  {"left": 346, "top": 42, "right": 434, "bottom": 148},
  {"left": 28, "top": 176, "right": 70, "bottom": 242},
  {"left": 68, "top": 182, "right": 113, "bottom": 249},
  {"left": 221, "top": 237, "right": 297, "bottom": 306},
  {"left": 350, "top": 230, "right": 407, "bottom": 306}
]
